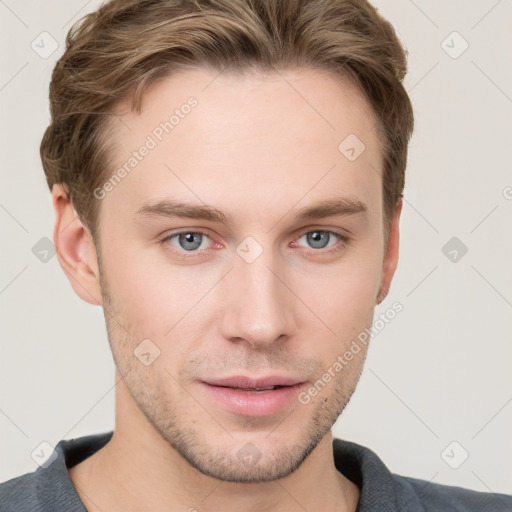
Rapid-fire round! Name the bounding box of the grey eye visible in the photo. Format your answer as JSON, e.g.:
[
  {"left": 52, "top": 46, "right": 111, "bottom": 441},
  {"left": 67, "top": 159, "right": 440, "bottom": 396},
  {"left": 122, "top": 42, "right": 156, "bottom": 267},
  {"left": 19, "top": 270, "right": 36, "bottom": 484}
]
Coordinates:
[
  {"left": 176, "top": 232, "right": 205, "bottom": 251},
  {"left": 302, "top": 231, "right": 333, "bottom": 249}
]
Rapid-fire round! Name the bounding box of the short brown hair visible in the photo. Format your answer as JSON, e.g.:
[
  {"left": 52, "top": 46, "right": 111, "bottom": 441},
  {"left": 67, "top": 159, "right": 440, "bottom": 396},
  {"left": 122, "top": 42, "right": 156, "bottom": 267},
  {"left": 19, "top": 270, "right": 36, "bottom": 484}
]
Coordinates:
[{"left": 41, "top": 0, "right": 414, "bottom": 241}]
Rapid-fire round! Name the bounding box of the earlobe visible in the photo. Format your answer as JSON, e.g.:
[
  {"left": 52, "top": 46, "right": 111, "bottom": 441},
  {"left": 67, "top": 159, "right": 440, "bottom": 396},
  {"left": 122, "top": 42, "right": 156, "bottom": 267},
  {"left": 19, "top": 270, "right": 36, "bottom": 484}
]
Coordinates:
[
  {"left": 51, "top": 184, "right": 103, "bottom": 306},
  {"left": 376, "top": 199, "right": 402, "bottom": 304}
]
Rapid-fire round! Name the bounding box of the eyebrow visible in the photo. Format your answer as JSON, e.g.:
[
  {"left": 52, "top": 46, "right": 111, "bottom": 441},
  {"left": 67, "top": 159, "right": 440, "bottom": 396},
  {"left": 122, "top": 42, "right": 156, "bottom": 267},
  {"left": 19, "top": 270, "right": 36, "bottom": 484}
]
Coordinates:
[{"left": 135, "top": 196, "right": 368, "bottom": 225}]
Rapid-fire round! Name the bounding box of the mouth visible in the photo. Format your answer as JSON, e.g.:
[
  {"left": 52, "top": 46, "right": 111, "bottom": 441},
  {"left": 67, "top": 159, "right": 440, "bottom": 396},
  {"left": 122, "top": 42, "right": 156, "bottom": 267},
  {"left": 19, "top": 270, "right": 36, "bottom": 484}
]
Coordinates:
[
  {"left": 216, "top": 385, "right": 286, "bottom": 393},
  {"left": 198, "top": 376, "right": 307, "bottom": 417}
]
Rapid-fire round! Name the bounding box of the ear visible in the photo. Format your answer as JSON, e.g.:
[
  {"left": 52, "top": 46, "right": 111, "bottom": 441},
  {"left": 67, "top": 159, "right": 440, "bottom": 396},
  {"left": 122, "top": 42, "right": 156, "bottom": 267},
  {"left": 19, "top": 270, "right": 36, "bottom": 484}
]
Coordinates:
[
  {"left": 376, "top": 199, "right": 402, "bottom": 304},
  {"left": 51, "top": 184, "right": 103, "bottom": 306}
]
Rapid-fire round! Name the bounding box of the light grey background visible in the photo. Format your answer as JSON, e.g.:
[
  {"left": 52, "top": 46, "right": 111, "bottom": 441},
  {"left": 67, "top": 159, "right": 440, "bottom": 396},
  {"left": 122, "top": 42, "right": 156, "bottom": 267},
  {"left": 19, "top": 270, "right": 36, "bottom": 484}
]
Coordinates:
[{"left": 1, "top": 0, "right": 511, "bottom": 495}]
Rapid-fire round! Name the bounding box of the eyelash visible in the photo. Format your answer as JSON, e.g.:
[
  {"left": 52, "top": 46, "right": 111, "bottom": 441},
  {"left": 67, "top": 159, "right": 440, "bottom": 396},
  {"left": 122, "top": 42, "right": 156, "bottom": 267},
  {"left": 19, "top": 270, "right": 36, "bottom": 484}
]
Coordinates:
[{"left": 158, "top": 229, "right": 350, "bottom": 259}]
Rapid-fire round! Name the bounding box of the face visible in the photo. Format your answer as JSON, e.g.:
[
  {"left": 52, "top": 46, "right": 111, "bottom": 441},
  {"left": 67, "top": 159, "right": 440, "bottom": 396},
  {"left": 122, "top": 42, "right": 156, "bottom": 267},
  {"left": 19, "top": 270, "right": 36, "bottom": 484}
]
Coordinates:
[{"left": 92, "top": 67, "right": 395, "bottom": 482}]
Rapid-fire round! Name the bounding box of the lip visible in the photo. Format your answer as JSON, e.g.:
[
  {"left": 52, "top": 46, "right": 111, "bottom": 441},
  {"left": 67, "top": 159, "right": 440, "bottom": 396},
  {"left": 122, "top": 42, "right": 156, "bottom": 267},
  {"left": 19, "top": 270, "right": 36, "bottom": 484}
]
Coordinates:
[
  {"left": 202, "top": 375, "right": 303, "bottom": 389},
  {"left": 198, "top": 375, "right": 307, "bottom": 417}
]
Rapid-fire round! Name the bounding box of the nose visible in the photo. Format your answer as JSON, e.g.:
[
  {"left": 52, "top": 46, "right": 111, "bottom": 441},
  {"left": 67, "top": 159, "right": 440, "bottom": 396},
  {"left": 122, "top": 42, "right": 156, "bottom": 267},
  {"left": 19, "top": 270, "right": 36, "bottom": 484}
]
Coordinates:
[{"left": 219, "top": 249, "right": 296, "bottom": 349}]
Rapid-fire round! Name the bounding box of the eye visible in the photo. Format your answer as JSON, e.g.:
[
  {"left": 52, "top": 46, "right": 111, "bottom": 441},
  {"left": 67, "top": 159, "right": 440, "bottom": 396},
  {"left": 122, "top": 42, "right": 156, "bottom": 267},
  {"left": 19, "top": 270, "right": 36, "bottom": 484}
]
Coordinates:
[
  {"left": 295, "top": 230, "right": 347, "bottom": 252},
  {"left": 162, "top": 231, "right": 212, "bottom": 252}
]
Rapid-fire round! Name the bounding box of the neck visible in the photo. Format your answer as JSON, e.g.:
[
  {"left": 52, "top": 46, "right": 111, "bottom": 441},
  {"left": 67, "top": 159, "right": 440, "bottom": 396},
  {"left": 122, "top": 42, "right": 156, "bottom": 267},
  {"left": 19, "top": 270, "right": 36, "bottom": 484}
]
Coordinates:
[{"left": 69, "top": 378, "right": 359, "bottom": 512}]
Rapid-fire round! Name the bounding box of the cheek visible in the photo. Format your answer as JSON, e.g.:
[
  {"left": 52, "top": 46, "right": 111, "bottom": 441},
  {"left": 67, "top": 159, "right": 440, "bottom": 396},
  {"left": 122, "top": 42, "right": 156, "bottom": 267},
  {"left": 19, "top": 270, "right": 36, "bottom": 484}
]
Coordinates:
[
  {"left": 294, "top": 247, "right": 383, "bottom": 342},
  {"left": 100, "top": 240, "right": 218, "bottom": 347}
]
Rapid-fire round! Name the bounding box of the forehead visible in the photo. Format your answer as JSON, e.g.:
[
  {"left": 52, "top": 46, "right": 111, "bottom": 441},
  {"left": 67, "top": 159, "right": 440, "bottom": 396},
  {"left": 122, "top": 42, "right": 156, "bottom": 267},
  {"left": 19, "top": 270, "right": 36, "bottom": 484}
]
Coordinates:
[{"left": 102, "top": 66, "right": 383, "bottom": 224}]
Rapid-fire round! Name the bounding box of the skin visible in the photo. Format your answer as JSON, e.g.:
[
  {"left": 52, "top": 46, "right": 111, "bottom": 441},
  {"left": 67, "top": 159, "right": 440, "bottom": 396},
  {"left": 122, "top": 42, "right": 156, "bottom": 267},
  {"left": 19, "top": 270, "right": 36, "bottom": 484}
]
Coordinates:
[{"left": 53, "top": 66, "right": 401, "bottom": 511}]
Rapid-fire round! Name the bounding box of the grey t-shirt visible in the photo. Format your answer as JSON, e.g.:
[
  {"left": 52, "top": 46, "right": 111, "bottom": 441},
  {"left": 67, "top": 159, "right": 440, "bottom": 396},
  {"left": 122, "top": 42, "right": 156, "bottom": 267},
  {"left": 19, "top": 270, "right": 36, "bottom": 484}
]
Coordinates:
[{"left": 0, "top": 431, "right": 510, "bottom": 511}]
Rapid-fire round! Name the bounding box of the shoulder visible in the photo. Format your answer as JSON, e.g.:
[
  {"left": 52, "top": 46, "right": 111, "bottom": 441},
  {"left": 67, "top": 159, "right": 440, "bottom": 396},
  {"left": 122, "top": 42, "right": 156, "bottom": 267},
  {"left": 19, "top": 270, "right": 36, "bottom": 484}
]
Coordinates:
[
  {"left": 333, "top": 438, "right": 512, "bottom": 512},
  {"left": 0, "top": 471, "right": 46, "bottom": 511},
  {"left": 0, "top": 467, "right": 85, "bottom": 512},
  {"left": 0, "top": 459, "right": 85, "bottom": 512},
  {"left": 0, "top": 431, "right": 112, "bottom": 512},
  {"left": 393, "top": 474, "right": 512, "bottom": 511}
]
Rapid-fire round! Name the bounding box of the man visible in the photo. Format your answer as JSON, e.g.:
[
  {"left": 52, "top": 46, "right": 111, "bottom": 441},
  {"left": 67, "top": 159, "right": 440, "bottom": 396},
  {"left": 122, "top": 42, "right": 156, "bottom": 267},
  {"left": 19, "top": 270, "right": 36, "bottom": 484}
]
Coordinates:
[{"left": 0, "top": 0, "right": 510, "bottom": 510}]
